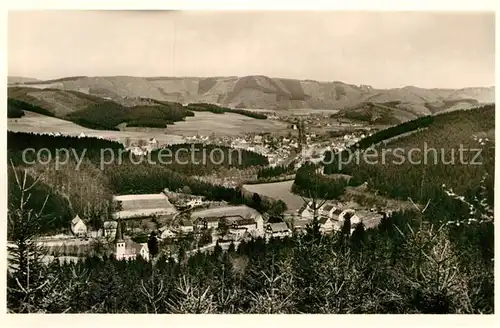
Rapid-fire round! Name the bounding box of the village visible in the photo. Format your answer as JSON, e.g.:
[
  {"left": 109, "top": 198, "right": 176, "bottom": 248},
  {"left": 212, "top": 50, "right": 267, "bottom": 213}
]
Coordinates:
[
  {"left": 34, "top": 184, "right": 391, "bottom": 264},
  {"left": 25, "top": 112, "right": 385, "bottom": 264}
]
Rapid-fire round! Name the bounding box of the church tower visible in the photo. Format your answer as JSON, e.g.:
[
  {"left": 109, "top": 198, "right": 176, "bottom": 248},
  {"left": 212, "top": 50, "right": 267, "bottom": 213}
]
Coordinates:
[{"left": 115, "top": 220, "right": 125, "bottom": 260}]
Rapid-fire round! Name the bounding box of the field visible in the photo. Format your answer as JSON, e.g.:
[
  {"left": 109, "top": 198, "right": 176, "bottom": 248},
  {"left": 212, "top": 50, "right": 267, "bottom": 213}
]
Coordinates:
[
  {"left": 242, "top": 180, "right": 305, "bottom": 213},
  {"left": 244, "top": 108, "right": 340, "bottom": 116},
  {"left": 164, "top": 111, "right": 288, "bottom": 136},
  {"left": 7, "top": 111, "right": 185, "bottom": 145}
]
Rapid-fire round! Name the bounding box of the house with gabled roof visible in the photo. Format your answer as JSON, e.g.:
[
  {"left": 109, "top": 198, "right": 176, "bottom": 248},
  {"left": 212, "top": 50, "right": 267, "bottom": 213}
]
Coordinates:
[
  {"left": 191, "top": 205, "right": 264, "bottom": 235},
  {"left": 318, "top": 216, "right": 334, "bottom": 234},
  {"left": 196, "top": 216, "right": 220, "bottom": 230},
  {"left": 298, "top": 203, "right": 313, "bottom": 220},
  {"left": 319, "top": 204, "right": 336, "bottom": 218},
  {"left": 178, "top": 219, "right": 194, "bottom": 233},
  {"left": 265, "top": 222, "right": 292, "bottom": 239},
  {"left": 70, "top": 215, "right": 87, "bottom": 237},
  {"left": 103, "top": 220, "right": 118, "bottom": 238}
]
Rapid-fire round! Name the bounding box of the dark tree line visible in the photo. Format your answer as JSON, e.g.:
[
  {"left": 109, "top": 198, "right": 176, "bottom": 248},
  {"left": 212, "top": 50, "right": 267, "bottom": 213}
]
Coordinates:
[
  {"left": 7, "top": 207, "right": 493, "bottom": 313},
  {"left": 319, "top": 105, "right": 495, "bottom": 225},
  {"left": 186, "top": 103, "right": 267, "bottom": 119},
  {"left": 66, "top": 101, "right": 195, "bottom": 130},
  {"left": 292, "top": 163, "right": 351, "bottom": 199},
  {"left": 257, "top": 163, "right": 295, "bottom": 179},
  {"left": 8, "top": 132, "right": 275, "bottom": 234},
  {"left": 7, "top": 98, "right": 55, "bottom": 117}
]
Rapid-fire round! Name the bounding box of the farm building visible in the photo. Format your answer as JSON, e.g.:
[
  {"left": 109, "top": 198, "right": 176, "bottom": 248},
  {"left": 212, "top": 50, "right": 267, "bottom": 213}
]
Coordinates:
[
  {"left": 159, "top": 227, "right": 176, "bottom": 239},
  {"left": 195, "top": 217, "right": 220, "bottom": 230},
  {"left": 191, "top": 205, "right": 264, "bottom": 235},
  {"left": 112, "top": 193, "right": 177, "bottom": 220},
  {"left": 70, "top": 215, "right": 87, "bottom": 237},
  {"left": 292, "top": 218, "right": 312, "bottom": 233},
  {"left": 178, "top": 219, "right": 194, "bottom": 233},
  {"left": 265, "top": 222, "right": 292, "bottom": 239},
  {"left": 187, "top": 198, "right": 203, "bottom": 208}
]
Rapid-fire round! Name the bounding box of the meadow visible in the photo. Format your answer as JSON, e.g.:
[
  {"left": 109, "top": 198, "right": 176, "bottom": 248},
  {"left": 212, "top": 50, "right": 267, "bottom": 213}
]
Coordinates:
[
  {"left": 165, "top": 111, "right": 288, "bottom": 136},
  {"left": 8, "top": 111, "right": 185, "bottom": 145},
  {"left": 242, "top": 180, "right": 304, "bottom": 212}
]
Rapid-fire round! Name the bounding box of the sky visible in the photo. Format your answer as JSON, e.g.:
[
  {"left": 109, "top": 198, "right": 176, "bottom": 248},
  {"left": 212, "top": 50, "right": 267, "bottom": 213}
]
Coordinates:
[{"left": 8, "top": 10, "right": 495, "bottom": 88}]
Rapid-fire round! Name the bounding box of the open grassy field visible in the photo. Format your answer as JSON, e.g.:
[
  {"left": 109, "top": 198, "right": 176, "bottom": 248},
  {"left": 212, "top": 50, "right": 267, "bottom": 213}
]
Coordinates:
[
  {"left": 244, "top": 108, "right": 340, "bottom": 116},
  {"left": 164, "top": 111, "right": 288, "bottom": 136},
  {"left": 7, "top": 111, "right": 185, "bottom": 145},
  {"left": 242, "top": 180, "right": 306, "bottom": 213}
]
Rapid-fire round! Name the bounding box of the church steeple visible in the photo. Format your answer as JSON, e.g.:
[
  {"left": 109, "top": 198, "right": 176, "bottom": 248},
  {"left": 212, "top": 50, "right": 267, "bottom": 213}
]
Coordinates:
[
  {"left": 115, "top": 220, "right": 126, "bottom": 260},
  {"left": 115, "top": 220, "right": 124, "bottom": 243}
]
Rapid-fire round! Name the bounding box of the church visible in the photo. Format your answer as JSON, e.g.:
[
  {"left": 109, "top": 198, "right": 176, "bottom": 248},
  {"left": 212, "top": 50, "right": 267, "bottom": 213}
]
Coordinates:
[{"left": 114, "top": 221, "right": 150, "bottom": 261}]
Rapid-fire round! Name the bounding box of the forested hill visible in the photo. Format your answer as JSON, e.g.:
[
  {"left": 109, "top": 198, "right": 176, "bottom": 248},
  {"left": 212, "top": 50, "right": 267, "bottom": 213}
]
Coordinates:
[
  {"left": 7, "top": 87, "right": 268, "bottom": 130},
  {"left": 9, "top": 75, "right": 494, "bottom": 121},
  {"left": 296, "top": 105, "right": 494, "bottom": 223}
]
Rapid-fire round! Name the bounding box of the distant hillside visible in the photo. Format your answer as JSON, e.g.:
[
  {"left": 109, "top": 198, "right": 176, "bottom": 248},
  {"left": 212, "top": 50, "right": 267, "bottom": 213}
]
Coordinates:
[
  {"left": 321, "top": 104, "right": 495, "bottom": 220},
  {"left": 9, "top": 75, "right": 494, "bottom": 124},
  {"left": 333, "top": 98, "right": 483, "bottom": 124},
  {"left": 7, "top": 86, "right": 270, "bottom": 130},
  {"left": 8, "top": 76, "right": 40, "bottom": 84},
  {"left": 8, "top": 86, "right": 108, "bottom": 117}
]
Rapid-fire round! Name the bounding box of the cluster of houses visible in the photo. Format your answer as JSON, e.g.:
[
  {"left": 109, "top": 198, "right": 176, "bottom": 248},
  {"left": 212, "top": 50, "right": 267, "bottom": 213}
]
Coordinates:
[
  {"left": 67, "top": 186, "right": 387, "bottom": 262},
  {"left": 157, "top": 205, "right": 293, "bottom": 243},
  {"left": 126, "top": 137, "right": 160, "bottom": 156},
  {"left": 294, "top": 202, "right": 385, "bottom": 234},
  {"left": 37, "top": 131, "right": 104, "bottom": 139}
]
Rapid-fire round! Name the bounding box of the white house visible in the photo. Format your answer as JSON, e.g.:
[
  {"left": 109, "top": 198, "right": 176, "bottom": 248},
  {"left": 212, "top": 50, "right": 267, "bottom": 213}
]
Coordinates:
[
  {"left": 159, "top": 226, "right": 176, "bottom": 239},
  {"left": 190, "top": 205, "right": 264, "bottom": 236},
  {"left": 187, "top": 198, "right": 203, "bottom": 208},
  {"left": 146, "top": 138, "right": 159, "bottom": 152},
  {"left": 265, "top": 222, "right": 292, "bottom": 239},
  {"left": 70, "top": 215, "right": 87, "bottom": 237},
  {"left": 178, "top": 219, "right": 194, "bottom": 233},
  {"left": 78, "top": 132, "right": 86, "bottom": 138},
  {"left": 138, "top": 243, "right": 150, "bottom": 261},
  {"left": 318, "top": 217, "right": 334, "bottom": 234},
  {"left": 197, "top": 217, "right": 220, "bottom": 230},
  {"left": 320, "top": 204, "right": 337, "bottom": 219},
  {"left": 129, "top": 146, "right": 147, "bottom": 156},
  {"left": 298, "top": 204, "right": 314, "bottom": 220},
  {"left": 333, "top": 210, "right": 361, "bottom": 231},
  {"left": 103, "top": 221, "right": 118, "bottom": 238}
]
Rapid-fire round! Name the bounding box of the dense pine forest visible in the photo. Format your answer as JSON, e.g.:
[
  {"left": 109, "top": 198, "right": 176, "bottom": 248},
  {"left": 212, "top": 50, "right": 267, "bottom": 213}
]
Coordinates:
[
  {"left": 6, "top": 106, "right": 495, "bottom": 314},
  {"left": 257, "top": 163, "right": 296, "bottom": 179},
  {"left": 7, "top": 132, "right": 274, "bottom": 234},
  {"left": 310, "top": 105, "right": 494, "bottom": 223},
  {"left": 7, "top": 207, "right": 494, "bottom": 313},
  {"left": 186, "top": 103, "right": 268, "bottom": 119},
  {"left": 66, "top": 101, "right": 195, "bottom": 130}
]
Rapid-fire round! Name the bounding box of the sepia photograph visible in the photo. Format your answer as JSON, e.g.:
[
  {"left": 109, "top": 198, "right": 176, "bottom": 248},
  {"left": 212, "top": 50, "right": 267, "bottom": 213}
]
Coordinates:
[{"left": 4, "top": 7, "right": 496, "bottom": 317}]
